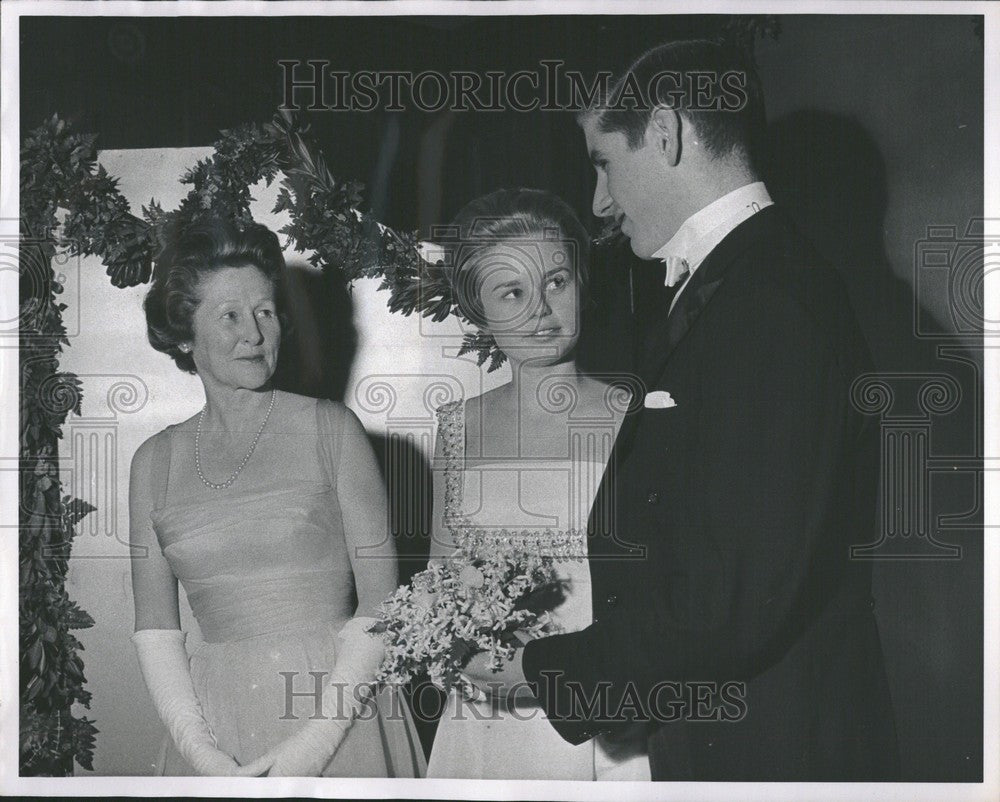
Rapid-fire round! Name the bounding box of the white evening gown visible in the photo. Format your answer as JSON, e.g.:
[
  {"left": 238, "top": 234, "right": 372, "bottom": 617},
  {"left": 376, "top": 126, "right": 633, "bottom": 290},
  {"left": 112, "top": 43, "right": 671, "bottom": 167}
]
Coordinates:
[
  {"left": 425, "top": 399, "right": 650, "bottom": 781},
  {"left": 147, "top": 398, "right": 425, "bottom": 776}
]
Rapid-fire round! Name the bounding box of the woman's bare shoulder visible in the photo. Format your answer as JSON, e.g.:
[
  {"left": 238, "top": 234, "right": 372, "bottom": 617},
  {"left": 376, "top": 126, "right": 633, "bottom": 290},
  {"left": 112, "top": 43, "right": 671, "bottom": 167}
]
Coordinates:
[
  {"left": 130, "top": 432, "right": 159, "bottom": 478},
  {"left": 462, "top": 384, "right": 517, "bottom": 454},
  {"left": 244, "top": 390, "right": 338, "bottom": 436},
  {"left": 129, "top": 422, "right": 181, "bottom": 491},
  {"left": 132, "top": 421, "right": 180, "bottom": 460},
  {"left": 277, "top": 389, "right": 321, "bottom": 410},
  {"left": 161, "top": 410, "right": 200, "bottom": 435},
  {"left": 466, "top": 384, "right": 512, "bottom": 418},
  {"left": 307, "top": 393, "right": 351, "bottom": 433}
]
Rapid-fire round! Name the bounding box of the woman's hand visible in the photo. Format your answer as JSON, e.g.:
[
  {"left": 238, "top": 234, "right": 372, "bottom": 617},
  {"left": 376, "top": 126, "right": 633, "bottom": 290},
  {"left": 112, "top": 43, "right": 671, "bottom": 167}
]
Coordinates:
[
  {"left": 461, "top": 642, "right": 535, "bottom": 709},
  {"left": 215, "top": 753, "right": 273, "bottom": 777},
  {"left": 241, "top": 615, "right": 381, "bottom": 776},
  {"left": 238, "top": 718, "right": 349, "bottom": 777}
]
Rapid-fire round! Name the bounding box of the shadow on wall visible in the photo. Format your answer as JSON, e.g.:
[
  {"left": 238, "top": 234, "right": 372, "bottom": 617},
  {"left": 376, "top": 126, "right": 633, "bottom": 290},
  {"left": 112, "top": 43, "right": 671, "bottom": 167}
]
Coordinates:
[
  {"left": 272, "top": 260, "right": 442, "bottom": 757},
  {"left": 273, "top": 263, "right": 358, "bottom": 402},
  {"left": 263, "top": 115, "right": 988, "bottom": 777},
  {"left": 271, "top": 260, "right": 436, "bottom": 589},
  {"left": 763, "top": 110, "right": 984, "bottom": 781},
  {"left": 368, "top": 428, "right": 441, "bottom": 758}
]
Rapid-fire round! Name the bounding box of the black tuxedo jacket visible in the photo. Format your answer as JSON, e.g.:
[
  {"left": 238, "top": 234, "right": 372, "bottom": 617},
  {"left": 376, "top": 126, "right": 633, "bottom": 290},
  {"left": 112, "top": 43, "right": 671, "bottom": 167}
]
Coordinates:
[{"left": 522, "top": 205, "right": 899, "bottom": 781}]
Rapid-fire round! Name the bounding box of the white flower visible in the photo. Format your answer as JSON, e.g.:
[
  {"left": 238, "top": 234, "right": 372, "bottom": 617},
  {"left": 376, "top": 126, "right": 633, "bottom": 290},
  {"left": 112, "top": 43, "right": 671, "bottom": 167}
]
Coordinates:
[{"left": 371, "top": 542, "right": 561, "bottom": 691}]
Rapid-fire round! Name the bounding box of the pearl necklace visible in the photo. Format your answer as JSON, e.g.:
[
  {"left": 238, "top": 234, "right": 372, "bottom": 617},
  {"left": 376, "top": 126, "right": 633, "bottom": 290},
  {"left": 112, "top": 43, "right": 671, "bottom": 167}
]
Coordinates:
[{"left": 195, "top": 388, "right": 276, "bottom": 490}]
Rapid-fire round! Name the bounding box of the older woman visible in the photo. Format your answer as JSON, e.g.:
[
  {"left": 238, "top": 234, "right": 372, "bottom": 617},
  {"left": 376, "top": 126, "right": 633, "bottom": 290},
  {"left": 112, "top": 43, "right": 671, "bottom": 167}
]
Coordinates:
[
  {"left": 129, "top": 219, "right": 425, "bottom": 777},
  {"left": 424, "top": 188, "right": 649, "bottom": 780}
]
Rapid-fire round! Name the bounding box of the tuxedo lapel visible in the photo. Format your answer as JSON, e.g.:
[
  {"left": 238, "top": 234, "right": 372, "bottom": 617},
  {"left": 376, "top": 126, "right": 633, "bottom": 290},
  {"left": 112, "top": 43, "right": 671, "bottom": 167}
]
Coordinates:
[
  {"left": 630, "top": 260, "right": 673, "bottom": 368},
  {"left": 641, "top": 205, "right": 781, "bottom": 387},
  {"left": 609, "top": 206, "right": 782, "bottom": 463},
  {"left": 639, "top": 271, "right": 724, "bottom": 386},
  {"left": 587, "top": 207, "right": 783, "bottom": 551}
]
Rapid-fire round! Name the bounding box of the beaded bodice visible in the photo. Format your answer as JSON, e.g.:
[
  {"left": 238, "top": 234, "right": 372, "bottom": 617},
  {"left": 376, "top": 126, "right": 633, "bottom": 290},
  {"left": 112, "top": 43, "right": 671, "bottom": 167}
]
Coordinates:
[{"left": 436, "top": 399, "right": 613, "bottom": 561}]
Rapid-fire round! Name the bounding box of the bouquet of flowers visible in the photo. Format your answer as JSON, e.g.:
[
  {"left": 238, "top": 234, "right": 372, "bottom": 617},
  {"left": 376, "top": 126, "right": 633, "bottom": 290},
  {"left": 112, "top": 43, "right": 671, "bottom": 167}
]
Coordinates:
[{"left": 367, "top": 538, "right": 562, "bottom": 695}]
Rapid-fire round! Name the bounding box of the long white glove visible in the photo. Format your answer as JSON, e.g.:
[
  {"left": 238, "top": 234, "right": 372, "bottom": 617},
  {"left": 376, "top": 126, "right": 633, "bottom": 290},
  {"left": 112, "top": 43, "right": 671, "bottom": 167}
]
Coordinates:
[
  {"left": 131, "top": 629, "right": 261, "bottom": 776},
  {"left": 245, "top": 616, "right": 385, "bottom": 777}
]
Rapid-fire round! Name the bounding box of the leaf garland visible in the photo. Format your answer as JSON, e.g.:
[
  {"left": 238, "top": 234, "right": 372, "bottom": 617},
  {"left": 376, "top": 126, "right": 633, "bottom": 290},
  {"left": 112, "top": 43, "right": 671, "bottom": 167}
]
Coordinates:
[
  {"left": 19, "top": 118, "right": 100, "bottom": 774},
  {"left": 40, "top": 109, "right": 508, "bottom": 370},
  {"left": 20, "top": 107, "right": 511, "bottom": 774},
  {"left": 19, "top": 22, "right": 783, "bottom": 772}
]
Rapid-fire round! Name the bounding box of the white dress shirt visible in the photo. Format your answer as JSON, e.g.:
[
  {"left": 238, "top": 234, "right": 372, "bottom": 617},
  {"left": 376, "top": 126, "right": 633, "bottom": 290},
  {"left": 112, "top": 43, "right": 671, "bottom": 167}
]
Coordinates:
[{"left": 652, "top": 181, "right": 774, "bottom": 314}]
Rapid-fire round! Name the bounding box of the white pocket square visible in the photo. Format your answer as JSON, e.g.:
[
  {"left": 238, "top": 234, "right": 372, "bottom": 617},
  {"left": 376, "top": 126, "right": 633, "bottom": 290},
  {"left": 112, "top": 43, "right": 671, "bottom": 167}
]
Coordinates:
[{"left": 644, "top": 391, "right": 677, "bottom": 409}]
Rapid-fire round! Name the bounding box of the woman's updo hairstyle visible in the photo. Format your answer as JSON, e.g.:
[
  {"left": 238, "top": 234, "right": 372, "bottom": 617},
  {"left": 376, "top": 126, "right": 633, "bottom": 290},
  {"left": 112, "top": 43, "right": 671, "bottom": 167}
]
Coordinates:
[
  {"left": 440, "top": 188, "right": 591, "bottom": 329},
  {"left": 143, "top": 218, "right": 287, "bottom": 374}
]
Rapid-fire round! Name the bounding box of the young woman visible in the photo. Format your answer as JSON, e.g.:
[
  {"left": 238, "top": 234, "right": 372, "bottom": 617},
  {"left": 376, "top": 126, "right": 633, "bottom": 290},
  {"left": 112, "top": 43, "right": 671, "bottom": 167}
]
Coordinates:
[{"left": 424, "top": 189, "right": 650, "bottom": 780}]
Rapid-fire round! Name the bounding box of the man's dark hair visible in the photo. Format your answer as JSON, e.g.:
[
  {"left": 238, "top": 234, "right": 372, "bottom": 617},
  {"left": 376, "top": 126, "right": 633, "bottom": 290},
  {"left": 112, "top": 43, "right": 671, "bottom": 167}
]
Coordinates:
[{"left": 582, "top": 39, "right": 766, "bottom": 166}]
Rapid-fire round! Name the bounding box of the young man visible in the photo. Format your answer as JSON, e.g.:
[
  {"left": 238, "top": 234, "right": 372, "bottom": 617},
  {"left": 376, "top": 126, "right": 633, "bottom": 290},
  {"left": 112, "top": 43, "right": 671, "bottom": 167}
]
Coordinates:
[{"left": 472, "top": 39, "right": 899, "bottom": 781}]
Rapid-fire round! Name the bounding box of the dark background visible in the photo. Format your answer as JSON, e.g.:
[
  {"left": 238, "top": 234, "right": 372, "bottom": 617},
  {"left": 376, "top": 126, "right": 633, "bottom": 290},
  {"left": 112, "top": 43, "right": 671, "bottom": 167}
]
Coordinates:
[
  {"left": 20, "top": 15, "right": 774, "bottom": 234},
  {"left": 21, "top": 13, "right": 985, "bottom": 781}
]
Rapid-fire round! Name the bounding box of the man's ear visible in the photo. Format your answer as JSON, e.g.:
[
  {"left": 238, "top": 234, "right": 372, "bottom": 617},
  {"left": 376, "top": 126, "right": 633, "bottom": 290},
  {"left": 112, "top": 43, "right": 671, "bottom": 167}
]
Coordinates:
[{"left": 648, "top": 106, "right": 681, "bottom": 167}]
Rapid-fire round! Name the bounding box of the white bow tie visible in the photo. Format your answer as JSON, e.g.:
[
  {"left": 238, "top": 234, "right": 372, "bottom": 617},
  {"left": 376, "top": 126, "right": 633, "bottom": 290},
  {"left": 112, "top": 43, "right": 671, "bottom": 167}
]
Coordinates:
[{"left": 663, "top": 255, "right": 690, "bottom": 288}]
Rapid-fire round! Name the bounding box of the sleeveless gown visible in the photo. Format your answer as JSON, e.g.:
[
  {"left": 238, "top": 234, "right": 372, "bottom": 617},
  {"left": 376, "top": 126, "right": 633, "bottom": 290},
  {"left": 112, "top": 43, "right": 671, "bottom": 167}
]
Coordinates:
[
  {"left": 425, "top": 400, "right": 650, "bottom": 780},
  {"left": 146, "top": 397, "right": 425, "bottom": 777}
]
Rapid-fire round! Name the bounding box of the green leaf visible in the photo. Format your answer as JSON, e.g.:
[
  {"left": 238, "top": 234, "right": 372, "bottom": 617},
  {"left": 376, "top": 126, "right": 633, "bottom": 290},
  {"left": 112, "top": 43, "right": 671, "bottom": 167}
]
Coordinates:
[
  {"left": 64, "top": 603, "right": 95, "bottom": 630},
  {"left": 25, "top": 674, "right": 43, "bottom": 701},
  {"left": 62, "top": 497, "right": 96, "bottom": 528},
  {"left": 26, "top": 639, "right": 43, "bottom": 669}
]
